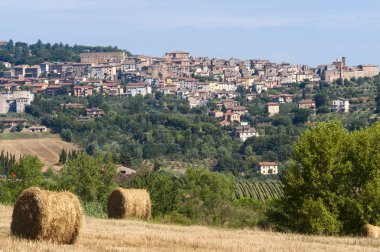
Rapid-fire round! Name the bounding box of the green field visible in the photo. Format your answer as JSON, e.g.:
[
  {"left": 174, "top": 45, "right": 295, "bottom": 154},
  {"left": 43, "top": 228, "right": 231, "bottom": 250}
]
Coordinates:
[{"left": 0, "top": 131, "right": 57, "bottom": 140}]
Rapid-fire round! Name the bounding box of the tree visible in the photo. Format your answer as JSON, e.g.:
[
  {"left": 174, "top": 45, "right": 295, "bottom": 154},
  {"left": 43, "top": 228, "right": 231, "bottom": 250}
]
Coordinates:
[
  {"left": 293, "top": 109, "right": 311, "bottom": 125},
  {"left": 0, "top": 62, "right": 6, "bottom": 71},
  {"left": 15, "top": 123, "right": 24, "bottom": 132},
  {"left": 127, "top": 169, "right": 182, "bottom": 216},
  {"left": 375, "top": 76, "right": 380, "bottom": 114},
  {"left": 6, "top": 40, "right": 14, "bottom": 52},
  {"left": 270, "top": 121, "right": 380, "bottom": 235},
  {"left": 60, "top": 129, "right": 73, "bottom": 142},
  {"left": 316, "top": 105, "right": 329, "bottom": 114},
  {"left": 10, "top": 156, "right": 43, "bottom": 188},
  {"left": 269, "top": 122, "right": 348, "bottom": 234},
  {"left": 60, "top": 153, "right": 117, "bottom": 204},
  {"left": 59, "top": 148, "right": 68, "bottom": 164},
  {"left": 314, "top": 93, "right": 328, "bottom": 108},
  {"left": 236, "top": 86, "right": 247, "bottom": 96},
  {"left": 176, "top": 167, "right": 236, "bottom": 225}
]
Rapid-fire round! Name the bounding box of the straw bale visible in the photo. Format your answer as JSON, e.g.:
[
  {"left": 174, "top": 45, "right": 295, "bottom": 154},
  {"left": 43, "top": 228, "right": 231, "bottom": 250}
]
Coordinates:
[
  {"left": 362, "top": 224, "right": 380, "bottom": 238},
  {"left": 11, "top": 187, "right": 82, "bottom": 244},
  {"left": 108, "top": 188, "right": 151, "bottom": 221}
]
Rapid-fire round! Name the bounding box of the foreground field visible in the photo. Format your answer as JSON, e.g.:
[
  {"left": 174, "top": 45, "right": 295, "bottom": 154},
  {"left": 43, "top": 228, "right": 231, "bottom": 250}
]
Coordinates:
[
  {"left": 0, "top": 134, "right": 77, "bottom": 166},
  {"left": 1, "top": 205, "right": 380, "bottom": 251}
]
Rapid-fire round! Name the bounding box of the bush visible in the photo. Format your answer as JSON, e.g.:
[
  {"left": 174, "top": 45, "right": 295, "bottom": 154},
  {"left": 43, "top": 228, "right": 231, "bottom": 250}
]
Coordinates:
[{"left": 128, "top": 167, "right": 266, "bottom": 228}]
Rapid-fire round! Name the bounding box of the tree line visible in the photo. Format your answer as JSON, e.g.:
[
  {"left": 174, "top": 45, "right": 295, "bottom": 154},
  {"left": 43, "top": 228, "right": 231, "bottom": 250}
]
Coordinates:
[{"left": 0, "top": 39, "right": 130, "bottom": 66}]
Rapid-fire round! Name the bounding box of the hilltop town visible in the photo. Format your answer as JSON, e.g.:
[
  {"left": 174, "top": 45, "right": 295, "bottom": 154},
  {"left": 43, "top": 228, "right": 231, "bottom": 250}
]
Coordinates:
[{"left": 0, "top": 40, "right": 379, "bottom": 178}]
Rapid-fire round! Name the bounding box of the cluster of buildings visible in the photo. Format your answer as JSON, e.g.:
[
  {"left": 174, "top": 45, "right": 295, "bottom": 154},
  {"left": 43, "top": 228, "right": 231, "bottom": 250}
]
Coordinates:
[
  {"left": 1, "top": 51, "right": 374, "bottom": 176},
  {"left": 1, "top": 52, "right": 377, "bottom": 98},
  {"left": 0, "top": 51, "right": 378, "bottom": 143},
  {"left": 267, "top": 97, "right": 350, "bottom": 116}
]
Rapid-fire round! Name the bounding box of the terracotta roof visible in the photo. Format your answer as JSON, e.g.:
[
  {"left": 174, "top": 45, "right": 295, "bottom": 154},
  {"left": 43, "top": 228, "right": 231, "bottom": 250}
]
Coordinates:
[
  {"left": 0, "top": 118, "right": 27, "bottom": 123},
  {"left": 298, "top": 99, "right": 314, "bottom": 104},
  {"left": 74, "top": 86, "right": 93, "bottom": 89},
  {"left": 257, "top": 162, "right": 278, "bottom": 166}
]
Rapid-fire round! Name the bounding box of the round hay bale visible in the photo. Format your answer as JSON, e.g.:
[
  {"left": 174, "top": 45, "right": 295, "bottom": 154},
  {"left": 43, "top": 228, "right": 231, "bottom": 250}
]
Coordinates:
[
  {"left": 362, "top": 224, "right": 380, "bottom": 238},
  {"left": 11, "top": 187, "right": 82, "bottom": 244},
  {"left": 107, "top": 188, "right": 151, "bottom": 221}
]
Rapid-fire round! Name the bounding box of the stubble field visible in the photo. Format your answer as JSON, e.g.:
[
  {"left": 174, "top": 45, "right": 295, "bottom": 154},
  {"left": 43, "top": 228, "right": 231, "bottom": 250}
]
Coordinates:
[
  {"left": 1, "top": 205, "right": 380, "bottom": 252},
  {"left": 0, "top": 134, "right": 77, "bottom": 166}
]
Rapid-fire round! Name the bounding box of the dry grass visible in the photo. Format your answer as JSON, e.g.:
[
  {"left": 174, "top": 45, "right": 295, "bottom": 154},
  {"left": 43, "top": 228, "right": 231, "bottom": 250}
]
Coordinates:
[
  {"left": 11, "top": 187, "right": 82, "bottom": 244},
  {"left": 2, "top": 205, "right": 380, "bottom": 251},
  {"left": 0, "top": 137, "right": 78, "bottom": 166},
  {"left": 108, "top": 188, "right": 151, "bottom": 221}
]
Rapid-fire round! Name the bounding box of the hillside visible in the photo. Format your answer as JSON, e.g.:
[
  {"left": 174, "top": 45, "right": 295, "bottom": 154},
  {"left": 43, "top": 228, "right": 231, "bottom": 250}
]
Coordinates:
[
  {"left": 0, "top": 133, "right": 78, "bottom": 166},
  {"left": 1, "top": 205, "right": 380, "bottom": 252}
]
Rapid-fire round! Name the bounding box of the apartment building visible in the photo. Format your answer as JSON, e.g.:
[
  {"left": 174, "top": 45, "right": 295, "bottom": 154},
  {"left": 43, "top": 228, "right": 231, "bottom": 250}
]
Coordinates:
[
  {"left": 80, "top": 51, "right": 126, "bottom": 65},
  {"left": 0, "top": 91, "right": 34, "bottom": 113}
]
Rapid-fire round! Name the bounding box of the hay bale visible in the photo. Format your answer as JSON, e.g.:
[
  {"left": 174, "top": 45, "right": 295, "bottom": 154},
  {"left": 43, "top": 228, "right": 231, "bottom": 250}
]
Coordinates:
[
  {"left": 107, "top": 188, "right": 151, "bottom": 220},
  {"left": 11, "top": 187, "right": 82, "bottom": 244},
  {"left": 362, "top": 224, "right": 380, "bottom": 238}
]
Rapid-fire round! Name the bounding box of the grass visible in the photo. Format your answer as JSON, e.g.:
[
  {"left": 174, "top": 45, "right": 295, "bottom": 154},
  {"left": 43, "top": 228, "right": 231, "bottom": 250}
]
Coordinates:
[
  {"left": 0, "top": 131, "right": 57, "bottom": 140},
  {"left": 2, "top": 204, "right": 380, "bottom": 251}
]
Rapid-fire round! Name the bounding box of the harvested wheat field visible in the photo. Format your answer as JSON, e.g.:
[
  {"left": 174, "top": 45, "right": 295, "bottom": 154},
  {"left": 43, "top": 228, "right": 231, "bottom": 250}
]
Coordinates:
[
  {"left": 0, "top": 136, "right": 77, "bottom": 166},
  {"left": 1, "top": 205, "right": 380, "bottom": 251}
]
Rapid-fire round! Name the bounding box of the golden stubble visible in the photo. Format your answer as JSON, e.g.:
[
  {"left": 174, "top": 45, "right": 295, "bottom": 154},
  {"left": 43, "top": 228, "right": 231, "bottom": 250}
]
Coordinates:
[{"left": 1, "top": 204, "right": 380, "bottom": 252}]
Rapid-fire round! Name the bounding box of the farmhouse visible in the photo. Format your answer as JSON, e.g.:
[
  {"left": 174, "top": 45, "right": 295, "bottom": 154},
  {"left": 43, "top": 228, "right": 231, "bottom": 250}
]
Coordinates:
[
  {"left": 298, "top": 99, "right": 316, "bottom": 110},
  {"left": 223, "top": 111, "right": 240, "bottom": 123},
  {"left": 29, "top": 126, "right": 47, "bottom": 133},
  {"left": 60, "top": 103, "right": 85, "bottom": 109},
  {"left": 235, "top": 126, "right": 259, "bottom": 142},
  {"left": 76, "top": 115, "right": 93, "bottom": 122},
  {"left": 86, "top": 107, "right": 105, "bottom": 118},
  {"left": 331, "top": 99, "right": 350, "bottom": 113},
  {"left": 256, "top": 162, "right": 279, "bottom": 175},
  {"left": 0, "top": 118, "right": 27, "bottom": 127}
]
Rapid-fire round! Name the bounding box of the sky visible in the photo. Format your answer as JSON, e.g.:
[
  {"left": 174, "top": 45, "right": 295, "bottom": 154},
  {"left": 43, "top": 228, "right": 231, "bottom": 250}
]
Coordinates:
[{"left": 1, "top": 0, "right": 380, "bottom": 66}]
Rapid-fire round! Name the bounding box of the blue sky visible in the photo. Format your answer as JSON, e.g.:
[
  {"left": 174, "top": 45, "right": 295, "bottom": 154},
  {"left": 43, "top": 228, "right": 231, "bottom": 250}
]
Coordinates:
[{"left": 1, "top": 0, "right": 380, "bottom": 66}]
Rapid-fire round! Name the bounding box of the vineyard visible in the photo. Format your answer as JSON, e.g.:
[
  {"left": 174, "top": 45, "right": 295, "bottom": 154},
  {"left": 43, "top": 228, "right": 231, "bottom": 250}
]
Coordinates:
[{"left": 234, "top": 179, "right": 284, "bottom": 201}]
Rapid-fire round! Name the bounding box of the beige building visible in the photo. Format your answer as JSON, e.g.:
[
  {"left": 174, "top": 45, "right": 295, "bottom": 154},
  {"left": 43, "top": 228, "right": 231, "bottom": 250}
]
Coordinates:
[
  {"left": 323, "top": 57, "right": 379, "bottom": 82},
  {"left": 80, "top": 52, "right": 126, "bottom": 64},
  {"left": 25, "top": 65, "right": 42, "bottom": 78},
  {"left": 207, "top": 82, "right": 237, "bottom": 92},
  {"left": 360, "top": 65, "right": 379, "bottom": 77},
  {"left": 73, "top": 86, "right": 94, "bottom": 97},
  {"left": 90, "top": 65, "right": 117, "bottom": 81},
  {"left": 267, "top": 102, "right": 280, "bottom": 116},
  {"left": 165, "top": 51, "right": 190, "bottom": 60},
  {"left": 298, "top": 99, "right": 315, "bottom": 110}
]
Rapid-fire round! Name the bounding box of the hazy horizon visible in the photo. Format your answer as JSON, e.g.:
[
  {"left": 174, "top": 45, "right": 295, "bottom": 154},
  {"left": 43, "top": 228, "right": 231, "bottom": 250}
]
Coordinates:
[{"left": 1, "top": 0, "right": 380, "bottom": 67}]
